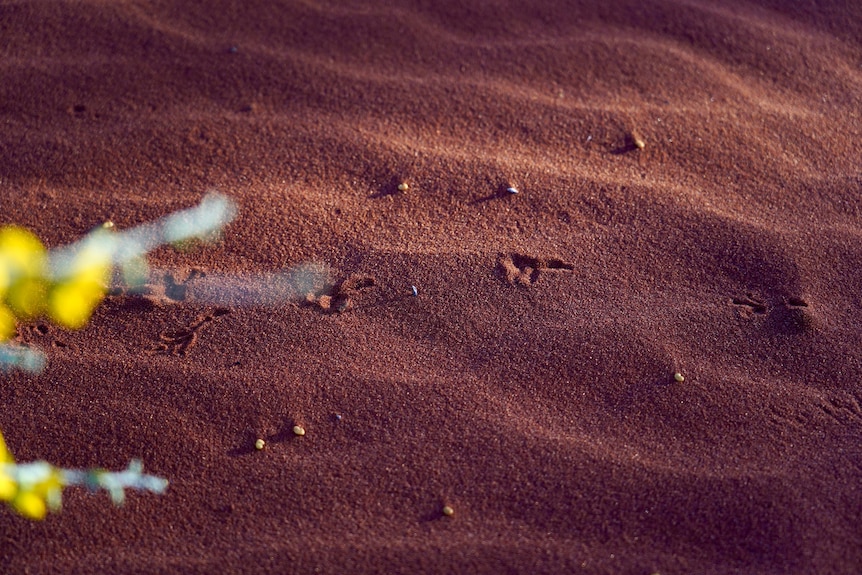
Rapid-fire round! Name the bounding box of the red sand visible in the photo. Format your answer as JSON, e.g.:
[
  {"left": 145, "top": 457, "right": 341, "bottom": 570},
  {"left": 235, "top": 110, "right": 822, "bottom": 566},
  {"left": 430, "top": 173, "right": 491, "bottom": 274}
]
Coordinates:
[{"left": 2, "top": 1, "right": 861, "bottom": 573}]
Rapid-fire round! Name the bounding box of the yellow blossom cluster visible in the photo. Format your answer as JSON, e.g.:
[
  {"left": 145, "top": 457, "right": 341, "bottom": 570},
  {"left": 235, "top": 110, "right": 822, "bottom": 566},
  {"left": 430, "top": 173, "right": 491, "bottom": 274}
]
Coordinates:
[
  {"left": 0, "top": 194, "right": 234, "bottom": 520},
  {"left": 0, "top": 431, "right": 64, "bottom": 519},
  {"left": 0, "top": 226, "right": 109, "bottom": 519},
  {"left": 0, "top": 226, "right": 111, "bottom": 342}
]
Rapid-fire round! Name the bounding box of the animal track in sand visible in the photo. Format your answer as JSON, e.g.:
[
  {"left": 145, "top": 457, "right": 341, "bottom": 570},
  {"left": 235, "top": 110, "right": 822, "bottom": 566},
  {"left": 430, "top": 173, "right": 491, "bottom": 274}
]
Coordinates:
[
  {"left": 110, "top": 269, "right": 206, "bottom": 303},
  {"left": 306, "top": 275, "right": 376, "bottom": 313},
  {"left": 732, "top": 294, "right": 813, "bottom": 334},
  {"left": 14, "top": 322, "right": 69, "bottom": 349},
  {"left": 497, "top": 253, "right": 574, "bottom": 286},
  {"left": 732, "top": 294, "right": 768, "bottom": 316},
  {"left": 150, "top": 308, "right": 230, "bottom": 357}
]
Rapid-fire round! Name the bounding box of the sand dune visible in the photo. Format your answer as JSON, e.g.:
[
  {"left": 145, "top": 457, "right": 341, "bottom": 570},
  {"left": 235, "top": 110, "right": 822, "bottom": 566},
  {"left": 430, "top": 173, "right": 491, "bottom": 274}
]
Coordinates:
[{"left": 1, "top": 1, "right": 861, "bottom": 573}]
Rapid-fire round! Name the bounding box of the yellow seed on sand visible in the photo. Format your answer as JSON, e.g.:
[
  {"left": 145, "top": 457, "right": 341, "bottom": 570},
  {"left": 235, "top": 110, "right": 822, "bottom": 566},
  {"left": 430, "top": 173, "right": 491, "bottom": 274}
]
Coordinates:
[
  {"left": 442, "top": 505, "right": 454, "bottom": 517},
  {"left": 633, "top": 137, "right": 645, "bottom": 149},
  {"left": 102, "top": 221, "right": 115, "bottom": 229},
  {"left": 397, "top": 182, "right": 409, "bottom": 192},
  {"left": 673, "top": 372, "right": 685, "bottom": 383},
  {"left": 255, "top": 439, "right": 265, "bottom": 450},
  {"left": 293, "top": 425, "right": 306, "bottom": 436}
]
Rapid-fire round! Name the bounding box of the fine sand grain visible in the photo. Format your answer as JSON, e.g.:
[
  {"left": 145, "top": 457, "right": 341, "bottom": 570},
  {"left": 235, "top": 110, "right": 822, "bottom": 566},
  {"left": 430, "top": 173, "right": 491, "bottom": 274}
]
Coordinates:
[{"left": 1, "top": 1, "right": 861, "bottom": 573}]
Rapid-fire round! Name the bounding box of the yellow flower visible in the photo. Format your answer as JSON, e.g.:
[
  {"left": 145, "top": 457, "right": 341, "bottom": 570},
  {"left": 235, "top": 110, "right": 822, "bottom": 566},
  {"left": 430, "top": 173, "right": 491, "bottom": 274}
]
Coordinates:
[
  {"left": 5, "top": 277, "right": 49, "bottom": 319},
  {"left": 0, "top": 305, "right": 15, "bottom": 342},
  {"left": 0, "top": 431, "right": 10, "bottom": 462},
  {"left": 48, "top": 279, "right": 106, "bottom": 329},
  {"left": 0, "top": 474, "right": 14, "bottom": 503},
  {"left": 0, "top": 227, "right": 48, "bottom": 319},
  {"left": 0, "top": 473, "right": 15, "bottom": 505},
  {"left": 0, "top": 263, "right": 7, "bottom": 300},
  {"left": 11, "top": 490, "right": 47, "bottom": 519},
  {"left": 8, "top": 463, "right": 63, "bottom": 520},
  {"left": 0, "top": 432, "right": 17, "bottom": 503},
  {"left": 0, "top": 226, "right": 46, "bottom": 282},
  {"left": 0, "top": 432, "right": 65, "bottom": 520},
  {"left": 48, "top": 236, "right": 111, "bottom": 329}
]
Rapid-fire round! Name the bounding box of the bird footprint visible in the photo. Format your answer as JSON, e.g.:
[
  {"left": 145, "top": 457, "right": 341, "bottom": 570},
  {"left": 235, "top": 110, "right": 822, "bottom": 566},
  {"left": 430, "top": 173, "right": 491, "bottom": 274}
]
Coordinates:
[
  {"left": 497, "top": 253, "right": 574, "bottom": 286},
  {"left": 150, "top": 308, "right": 230, "bottom": 356}
]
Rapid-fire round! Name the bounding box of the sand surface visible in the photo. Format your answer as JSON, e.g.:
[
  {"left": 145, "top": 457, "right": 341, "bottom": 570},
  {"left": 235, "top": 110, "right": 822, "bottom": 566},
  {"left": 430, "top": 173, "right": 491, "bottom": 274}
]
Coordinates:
[{"left": 2, "top": 1, "right": 861, "bottom": 573}]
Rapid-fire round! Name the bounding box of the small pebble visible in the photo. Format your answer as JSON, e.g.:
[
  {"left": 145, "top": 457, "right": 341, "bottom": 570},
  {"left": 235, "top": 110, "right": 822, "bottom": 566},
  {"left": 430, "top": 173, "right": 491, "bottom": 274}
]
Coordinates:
[
  {"left": 633, "top": 135, "right": 646, "bottom": 149},
  {"left": 506, "top": 187, "right": 519, "bottom": 195},
  {"left": 293, "top": 425, "right": 306, "bottom": 436},
  {"left": 397, "top": 182, "right": 409, "bottom": 192},
  {"left": 442, "top": 505, "right": 455, "bottom": 517},
  {"left": 334, "top": 414, "right": 342, "bottom": 421},
  {"left": 102, "top": 221, "right": 115, "bottom": 229},
  {"left": 411, "top": 285, "right": 418, "bottom": 297},
  {"left": 673, "top": 372, "right": 685, "bottom": 383},
  {"left": 254, "top": 438, "right": 265, "bottom": 450},
  {"left": 228, "top": 46, "right": 239, "bottom": 54}
]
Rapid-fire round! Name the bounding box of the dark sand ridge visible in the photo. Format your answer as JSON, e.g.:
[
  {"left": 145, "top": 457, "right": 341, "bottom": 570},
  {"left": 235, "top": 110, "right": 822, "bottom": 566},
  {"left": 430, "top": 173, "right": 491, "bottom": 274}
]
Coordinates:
[{"left": 1, "top": 0, "right": 861, "bottom": 573}]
